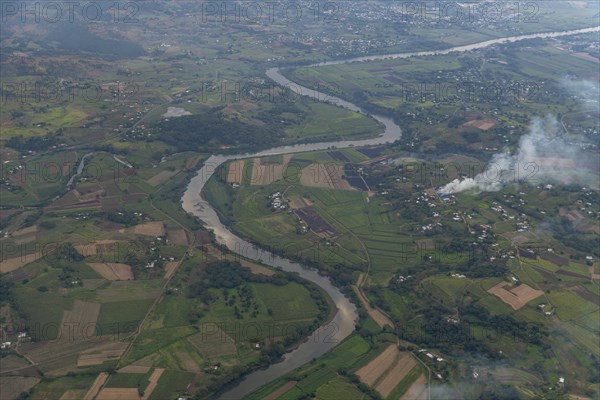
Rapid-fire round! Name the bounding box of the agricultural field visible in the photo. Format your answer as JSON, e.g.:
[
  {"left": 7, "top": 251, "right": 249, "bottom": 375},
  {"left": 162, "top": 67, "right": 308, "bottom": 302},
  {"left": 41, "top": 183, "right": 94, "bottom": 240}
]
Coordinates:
[
  {"left": 247, "top": 331, "right": 428, "bottom": 400},
  {"left": 247, "top": 334, "right": 375, "bottom": 400},
  {"left": 355, "top": 344, "right": 420, "bottom": 397},
  {"left": 0, "top": 144, "right": 208, "bottom": 397},
  {"left": 2, "top": 1, "right": 599, "bottom": 398},
  {"left": 0, "top": 242, "right": 329, "bottom": 399},
  {"left": 208, "top": 138, "right": 600, "bottom": 398},
  {"left": 287, "top": 35, "right": 600, "bottom": 156},
  {"left": 113, "top": 257, "right": 330, "bottom": 399}
]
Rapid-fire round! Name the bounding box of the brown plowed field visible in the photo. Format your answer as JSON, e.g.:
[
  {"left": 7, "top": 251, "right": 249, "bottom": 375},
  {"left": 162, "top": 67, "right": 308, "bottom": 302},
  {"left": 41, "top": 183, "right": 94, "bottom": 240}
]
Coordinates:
[
  {"left": 227, "top": 160, "right": 246, "bottom": 184},
  {"left": 141, "top": 368, "right": 165, "bottom": 400},
  {"left": 401, "top": 374, "right": 428, "bottom": 400},
  {"left": 88, "top": 263, "right": 134, "bottom": 281},
  {"left": 356, "top": 344, "right": 398, "bottom": 386},
  {"left": 132, "top": 221, "right": 165, "bottom": 237},
  {"left": 96, "top": 388, "right": 140, "bottom": 400},
  {"left": 83, "top": 373, "right": 109, "bottom": 400},
  {"left": 375, "top": 353, "right": 417, "bottom": 397},
  {"left": 300, "top": 163, "right": 354, "bottom": 190},
  {"left": 488, "top": 282, "right": 543, "bottom": 310}
]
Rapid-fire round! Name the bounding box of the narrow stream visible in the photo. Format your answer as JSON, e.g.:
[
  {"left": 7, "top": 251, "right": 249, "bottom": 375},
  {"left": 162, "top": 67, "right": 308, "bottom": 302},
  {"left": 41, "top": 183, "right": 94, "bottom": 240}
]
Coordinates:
[{"left": 66, "top": 152, "right": 95, "bottom": 188}]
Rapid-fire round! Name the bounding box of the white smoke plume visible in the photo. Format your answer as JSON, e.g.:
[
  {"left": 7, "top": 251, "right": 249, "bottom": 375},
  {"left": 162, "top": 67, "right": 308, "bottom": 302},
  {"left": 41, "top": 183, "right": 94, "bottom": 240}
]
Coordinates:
[
  {"left": 560, "top": 77, "right": 599, "bottom": 106},
  {"left": 438, "top": 115, "right": 598, "bottom": 195}
]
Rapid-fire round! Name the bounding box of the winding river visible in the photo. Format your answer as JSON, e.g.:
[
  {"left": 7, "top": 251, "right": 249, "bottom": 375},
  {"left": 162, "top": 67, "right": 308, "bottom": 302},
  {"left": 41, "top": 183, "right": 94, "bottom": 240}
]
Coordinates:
[{"left": 180, "top": 26, "right": 599, "bottom": 399}]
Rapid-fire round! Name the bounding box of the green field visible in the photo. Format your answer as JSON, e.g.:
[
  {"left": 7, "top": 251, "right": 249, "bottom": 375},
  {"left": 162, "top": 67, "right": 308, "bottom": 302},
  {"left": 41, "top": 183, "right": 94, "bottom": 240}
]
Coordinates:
[
  {"left": 197, "top": 281, "right": 321, "bottom": 340},
  {"left": 2, "top": 4, "right": 599, "bottom": 399},
  {"left": 97, "top": 299, "right": 155, "bottom": 333},
  {"left": 27, "top": 374, "right": 97, "bottom": 399},
  {"left": 215, "top": 143, "right": 600, "bottom": 398},
  {"left": 247, "top": 334, "right": 374, "bottom": 400},
  {"left": 105, "top": 372, "right": 151, "bottom": 389},
  {"left": 149, "top": 370, "right": 196, "bottom": 400},
  {"left": 316, "top": 377, "right": 366, "bottom": 399}
]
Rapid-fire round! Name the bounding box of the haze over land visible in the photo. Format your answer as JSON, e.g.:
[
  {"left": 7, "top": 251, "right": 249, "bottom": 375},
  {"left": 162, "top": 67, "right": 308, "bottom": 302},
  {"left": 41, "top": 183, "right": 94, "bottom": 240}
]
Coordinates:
[{"left": 1, "top": 2, "right": 599, "bottom": 399}]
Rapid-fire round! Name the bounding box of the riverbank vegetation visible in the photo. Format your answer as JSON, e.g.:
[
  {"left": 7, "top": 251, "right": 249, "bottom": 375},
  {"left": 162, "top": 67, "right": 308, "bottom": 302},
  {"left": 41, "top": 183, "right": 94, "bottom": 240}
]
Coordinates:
[
  {"left": 206, "top": 141, "right": 600, "bottom": 398},
  {"left": 2, "top": 2, "right": 599, "bottom": 398}
]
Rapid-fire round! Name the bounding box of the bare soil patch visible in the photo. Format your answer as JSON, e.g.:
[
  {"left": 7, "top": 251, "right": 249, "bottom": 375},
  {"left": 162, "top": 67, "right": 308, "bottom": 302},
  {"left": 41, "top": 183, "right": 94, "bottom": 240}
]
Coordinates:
[
  {"left": 88, "top": 263, "right": 134, "bottom": 281},
  {"left": 509, "top": 284, "right": 545, "bottom": 304},
  {"left": 74, "top": 240, "right": 118, "bottom": 258},
  {"left": 175, "top": 352, "right": 202, "bottom": 372},
  {"left": 84, "top": 372, "right": 109, "bottom": 400},
  {"left": 356, "top": 344, "right": 398, "bottom": 386},
  {"left": 375, "top": 353, "right": 417, "bottom": 397},
  {"left": 141, "top": 368, "right": 165, "bottom": 400},
  {"left": 1, "top": 250, "right": 43, "bottom": 273},
  {"left": 488, "top": 282, "right": 544, "bottom": 310},
  {"left": 300, "top": 163, "right": 354, "bottom": 190},
  {"left": 167, "top": 228, "right": 188, "bottom": 245},
  {"left": 250, "top": 155, "right": 292, "bottom": 185},
  {"left": 96, "top": 387, "right": 140, "bottom": 400},
  {"left": 133, "top": 221, "right": 165, "bottom": 237},
  {"left": 401, "top": 374, "right": 428, "bottom": 400},
  {"left": 147, "top": 170, "right": 180, "bottom": 187},
  {"left": 226, "top": 159, "right": 246, "bottom": 184},
  {"left": 462, "top": 118, "right": 497, "bottom": 131},
  {"left": 288, "top": 195, "right": 312, "bottom": 210},
  {"left": 163, "top": 261, "right": 179, "bottom": 280}
]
